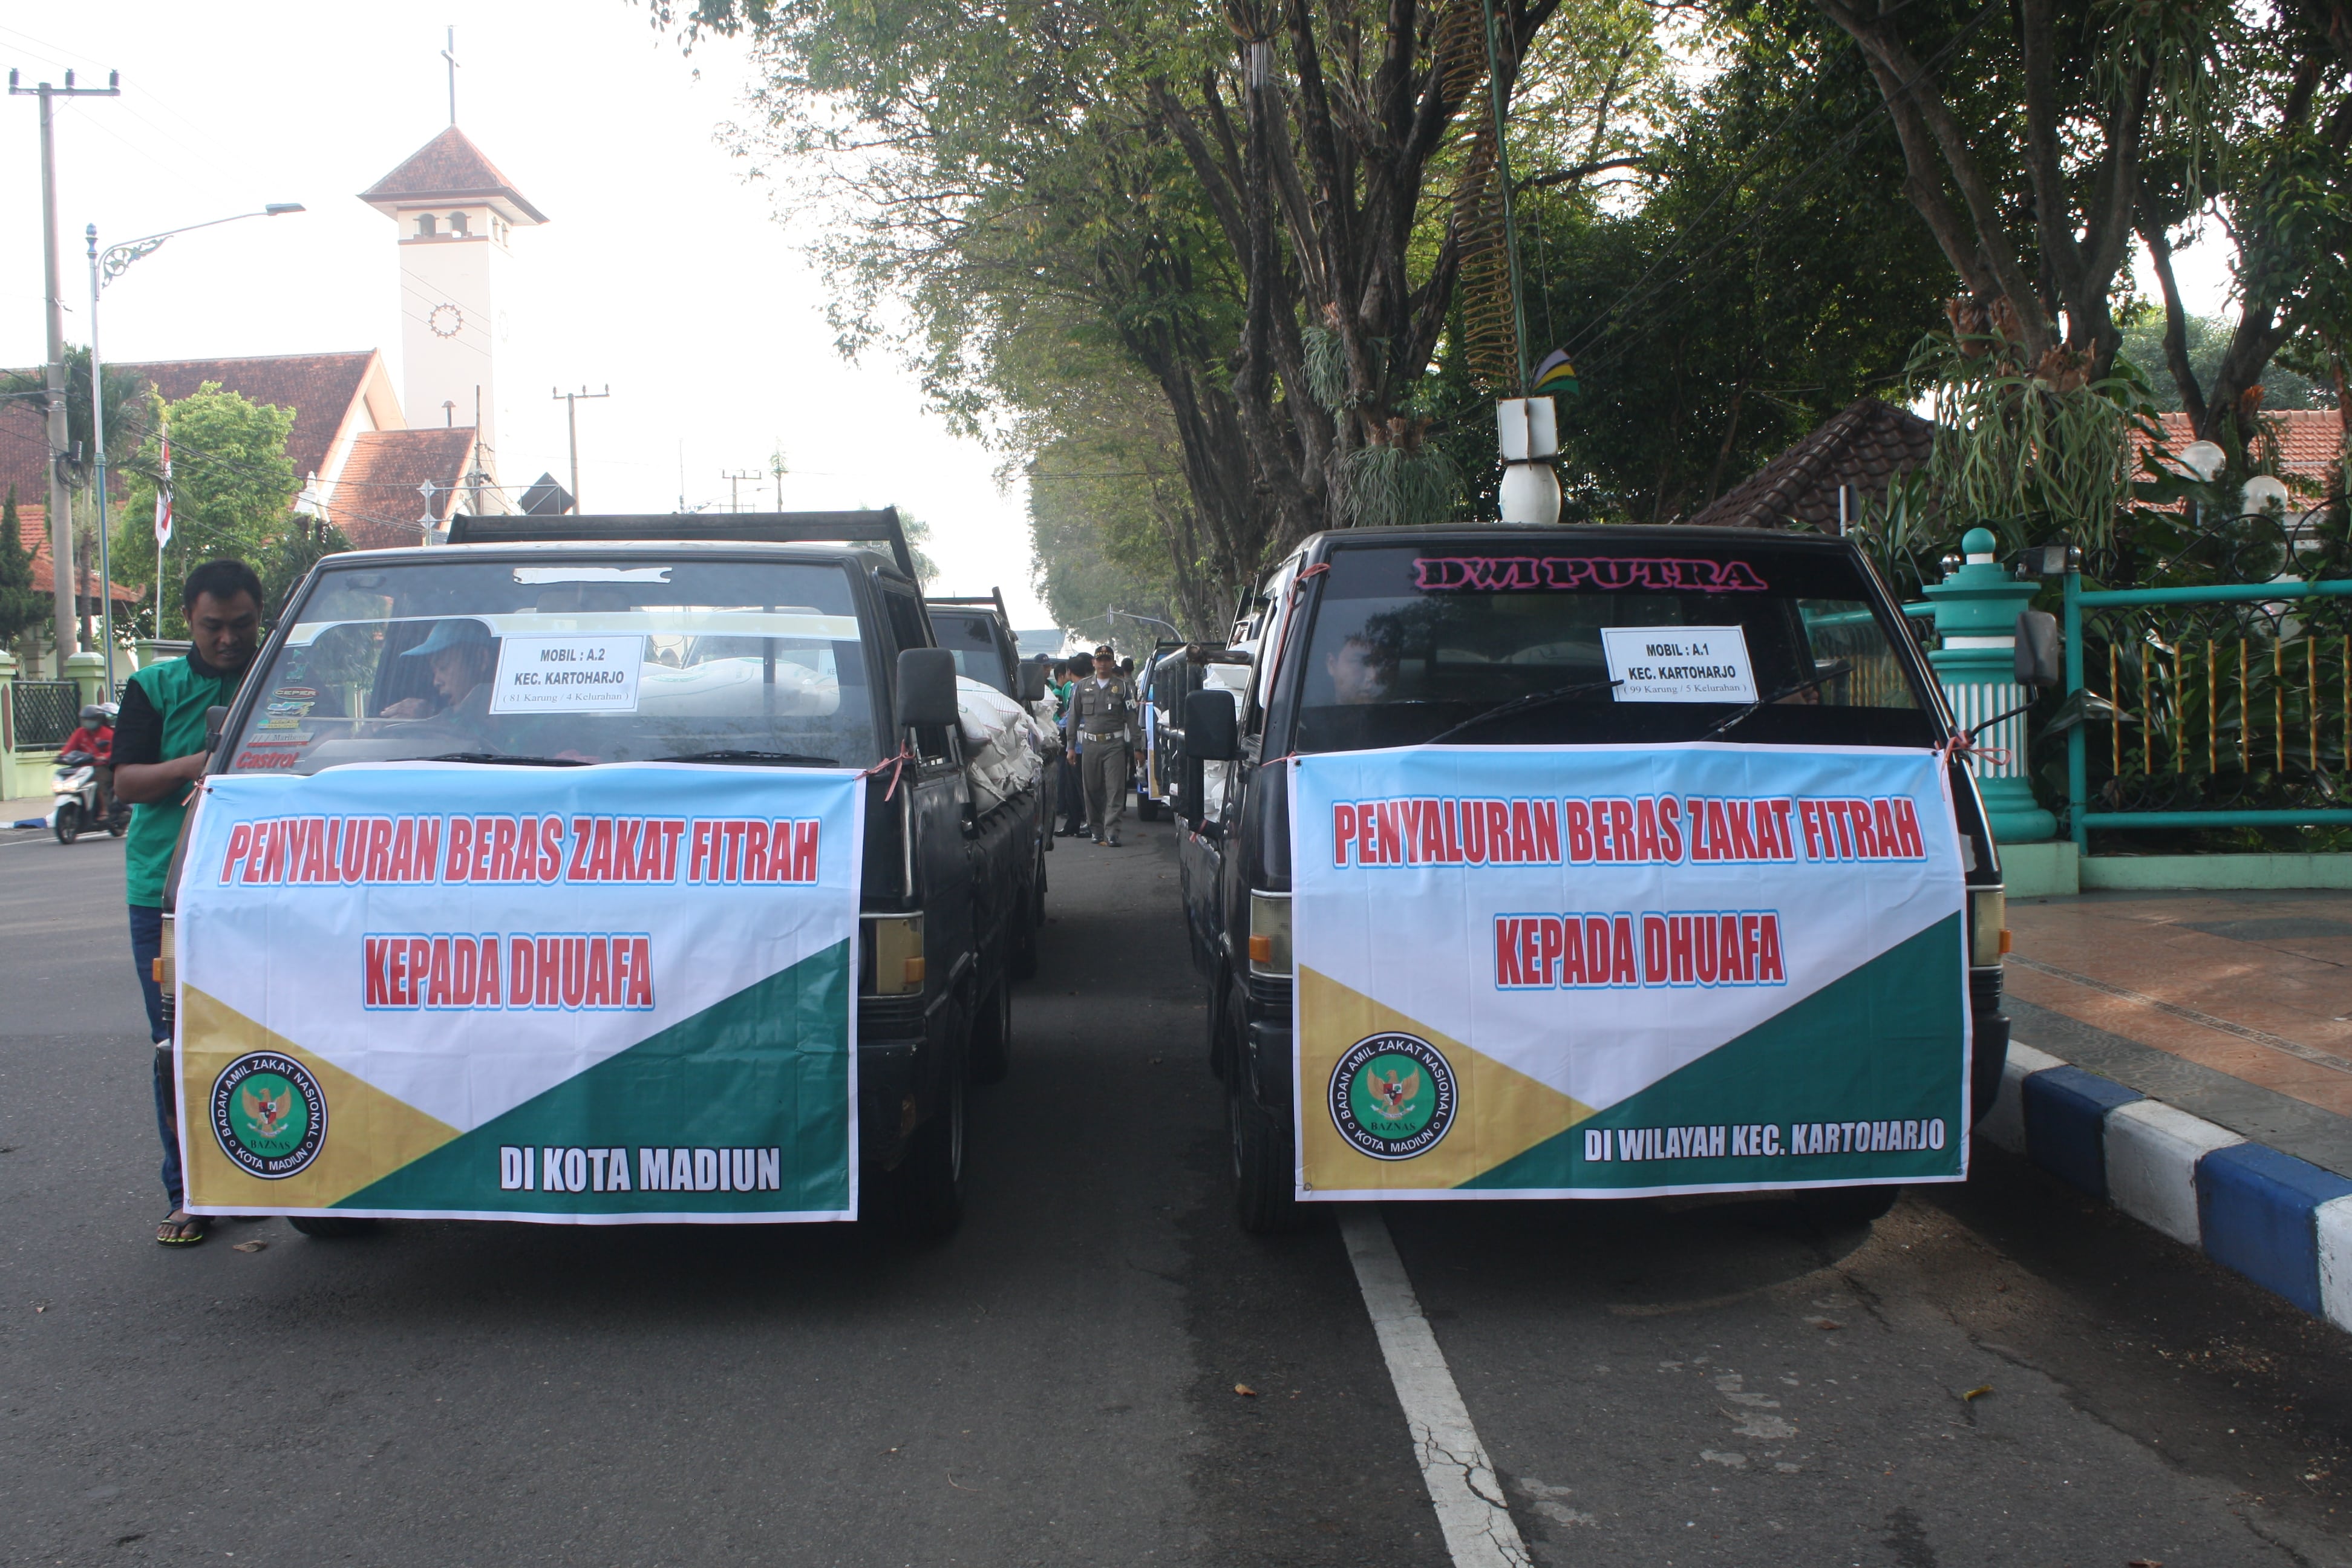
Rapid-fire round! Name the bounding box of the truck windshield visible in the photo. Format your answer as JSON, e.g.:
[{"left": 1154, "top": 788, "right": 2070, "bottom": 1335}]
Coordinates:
[
  {"left": 224, "top": 557, "right": 878, "bottom": 774},
  {"left": 1285, "top": 542, "right": 1935, "bottom": 754}
]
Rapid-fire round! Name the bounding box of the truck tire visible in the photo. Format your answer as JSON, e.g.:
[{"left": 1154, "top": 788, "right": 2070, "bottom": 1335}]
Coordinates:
[
  {"left": 1010, "top": 891, "right": 1040, "bottom": 981},
  {"left": 288, "top": 1216, "right": 380, "bottom": 1239},
  {"left": 970, "top": 981, "right": 1013, "bottom": 1084},
  {"left": 1226, "top": 990, "right": 1305, "bottom": 1233},
  {"left": 1137, "top": 795, "right": 1161, "bottom": 822},
  {"left": 891, "top": 1068, "right": 967, "bottom": 1240},
  {"left": 1799, "top": 1184, "right": 1901, "bottom": 1227}
]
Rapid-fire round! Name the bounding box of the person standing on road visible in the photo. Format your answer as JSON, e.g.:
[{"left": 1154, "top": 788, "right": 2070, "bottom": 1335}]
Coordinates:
[
  {"left": 112, "top": 560, "right": 263, "bottom": 1248},
  {"left": 1056, "top": 655, "right": 1089, "bottom": 838},
  {"left": 1068, "top": 644, "right": 1137, "bottom": 846}
]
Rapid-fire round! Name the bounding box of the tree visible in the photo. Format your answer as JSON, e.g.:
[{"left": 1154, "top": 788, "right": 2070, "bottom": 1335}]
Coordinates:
[
  {"left": 2118, "top": 309, "right": 2328, "bottom": 412},
  {"left": 663, "top": 0, "right": 1655, "bottom": 606},
  {"left": 1442, "top": 4, "right": 1953, "bottom": 521},
  {"left": 111, "top": 383, "right": 298, "bottom": 636},
  {"left": 0, "top": 486, "right": 44, "bottom": 656},
  {"left": 258, "top": 519, "right": 354, "bottom": 625}
]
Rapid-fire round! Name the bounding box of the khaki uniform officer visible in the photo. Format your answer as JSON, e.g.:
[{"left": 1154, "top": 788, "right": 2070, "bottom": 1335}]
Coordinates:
[{"left": 1069, "top": 645, "right": 1137, "bottom": 846}]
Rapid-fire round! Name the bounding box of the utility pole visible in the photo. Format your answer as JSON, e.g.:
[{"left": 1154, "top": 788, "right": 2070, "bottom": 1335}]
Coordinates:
[
  {"left": 442, "top": 26, "right": 460, "bottom": 125},
  {"left": 722, "top": 469, "right": 760, "bottom": 514},
  {"left": 769, "top": 445, "right": 789, "bottom": 511},
  {"left": 551, "top": 385, "right": 609, "bottom": 514},
  {"left": 11, "top": 67, "right": 120, "bottom": 671}
]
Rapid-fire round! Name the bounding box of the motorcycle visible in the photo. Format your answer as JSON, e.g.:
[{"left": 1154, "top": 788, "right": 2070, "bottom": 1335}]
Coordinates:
[{"left": 51, "top": 750, "right": 126, "bottom": 844}]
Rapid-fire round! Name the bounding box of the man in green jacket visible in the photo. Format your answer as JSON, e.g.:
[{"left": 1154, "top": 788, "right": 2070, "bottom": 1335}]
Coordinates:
[{"left": 114, "top": 560, "right": 262, "bottom": 1247}]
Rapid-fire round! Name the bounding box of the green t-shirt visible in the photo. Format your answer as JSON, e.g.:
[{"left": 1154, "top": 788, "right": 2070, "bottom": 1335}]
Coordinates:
[{"left": 123, "top": 655, "right": 243, "bottom": 909}]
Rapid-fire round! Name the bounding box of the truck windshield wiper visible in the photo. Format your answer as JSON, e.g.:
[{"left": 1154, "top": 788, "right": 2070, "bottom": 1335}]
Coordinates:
[
  {"left": 1424, "top": 679, "right": 1624, "bottom": 745},
  {"left": 1698, "top": 661, "right": 1853, "bottom": 740},
  {"left": 419, "top": 752, "right": 590, "bottom": 766},
  {"left": 654, "top": 749, "right": 840, "bottom": 767}
]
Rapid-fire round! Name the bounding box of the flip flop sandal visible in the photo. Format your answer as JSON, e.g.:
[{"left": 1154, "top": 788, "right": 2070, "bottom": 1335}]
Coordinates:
[{"left": 155, "top": 1212, "right": 211, "bottom": 1247}]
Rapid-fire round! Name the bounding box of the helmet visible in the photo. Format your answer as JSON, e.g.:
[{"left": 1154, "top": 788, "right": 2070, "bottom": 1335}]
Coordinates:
[{"left": 79, "top": 704, "right": 110, "bottom": 726}]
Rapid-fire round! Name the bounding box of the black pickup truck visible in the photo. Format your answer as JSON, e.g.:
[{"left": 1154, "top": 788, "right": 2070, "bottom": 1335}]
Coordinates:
[
  {"left": 172, "top": 509, "right": 1046, "bottom": 1237},
  {"left": 1171, "top": 524, "right": 2014, "bottom": 1233}
]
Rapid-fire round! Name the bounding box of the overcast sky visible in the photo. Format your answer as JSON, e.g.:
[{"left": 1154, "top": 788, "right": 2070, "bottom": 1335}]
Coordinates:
[
  {"left": 0, "top": 4, "right": 1056, "bottom": 624},
  {"left": 3, "top": 6, "right": 2241, "bottom": 631}
]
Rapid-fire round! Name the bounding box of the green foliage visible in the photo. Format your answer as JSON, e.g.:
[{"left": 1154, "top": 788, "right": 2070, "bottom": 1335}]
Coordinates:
[
  {"left": 2118, "top": 311, "right": 2327, "bottom": 412},
  {"left": 258, "top": 521, "right": 355, "bottom": 624},
  {"left": 114, "top": 383, "right": 298, "bottom": 636},
  {"left": 0, "top": 486, "right": 44, "bottom": 653}
]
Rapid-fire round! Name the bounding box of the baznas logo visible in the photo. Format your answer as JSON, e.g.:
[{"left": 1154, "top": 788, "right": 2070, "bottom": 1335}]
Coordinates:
[
  {"left": 1330, "top": 1032, "right": 1457, "bottom": 1160},
  {"left": 210, "top": 1052, "right": 327, "bottom": 1179}
]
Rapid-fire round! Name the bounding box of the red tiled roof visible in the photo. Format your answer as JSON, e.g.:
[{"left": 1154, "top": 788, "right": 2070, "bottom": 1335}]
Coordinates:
[
  {"left": 1683, "top": 398, "right": 1936, "bottom": 531},
  {"left": 326, "top": 427, "right": 479, "bottom": 549},
  {"left": 0, "top": 351, "right": 383, "bottom": 514},
  {"left": 359, "top": 126, "right": 547, "bottom": 223},
  {"left": 9, "top": 503, "right": 142, "bottom": 603},
  {"left": 2136, "top": 410, "right": 2345, "bottom": 476}
]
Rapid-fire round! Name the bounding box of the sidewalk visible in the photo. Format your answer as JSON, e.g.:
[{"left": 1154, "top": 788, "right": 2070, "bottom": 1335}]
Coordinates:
[
  {"left": 1999, "top": 887, "right": 2352, "bottom": 1332},
  {"left": 2007, "top": 889, "right": 2352, "bottom": 1177},
  {"left": 3, "top": 792, "right": 51, "bottom": 829}
]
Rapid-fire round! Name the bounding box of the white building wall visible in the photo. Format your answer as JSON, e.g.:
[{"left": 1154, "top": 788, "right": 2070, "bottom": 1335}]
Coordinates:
[{"left": 396, "top": 205, "right": 511, "bottom": 456}]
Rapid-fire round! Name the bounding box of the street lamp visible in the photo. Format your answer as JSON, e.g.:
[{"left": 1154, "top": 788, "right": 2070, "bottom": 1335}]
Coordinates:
[{"left": 85, "top": 203, "right": 304, "bottom": 687}]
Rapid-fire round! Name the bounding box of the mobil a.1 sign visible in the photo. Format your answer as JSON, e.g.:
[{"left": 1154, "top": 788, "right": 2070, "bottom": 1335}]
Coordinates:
[
  {"left": 1288, "top": 745, "right": 1970, "bottom": 1200},
  {"left": 173, "top": 763, "right": 863, "bottom": 1223}
]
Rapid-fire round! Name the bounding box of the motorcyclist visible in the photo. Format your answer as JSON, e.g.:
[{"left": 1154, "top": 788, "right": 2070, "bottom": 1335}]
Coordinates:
[{"left": 58, "top": 703, "right": 119, "bottom": 825}]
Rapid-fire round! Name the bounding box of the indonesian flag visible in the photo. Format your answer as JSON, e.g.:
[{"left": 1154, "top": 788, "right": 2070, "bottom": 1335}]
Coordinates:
[{"left": 153, "top": 436, "right": 173, "bottom": 547}]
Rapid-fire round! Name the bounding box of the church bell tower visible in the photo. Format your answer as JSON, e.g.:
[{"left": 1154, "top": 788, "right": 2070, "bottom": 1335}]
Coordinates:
[{"left": 358, "top": 125, "right": 547, "bottom": 462}]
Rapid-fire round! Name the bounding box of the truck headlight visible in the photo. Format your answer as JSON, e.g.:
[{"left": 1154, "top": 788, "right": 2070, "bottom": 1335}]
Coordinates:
[
  {"left": 1248, "top": 891, "right": 1291, "bottom": 976},
  {"left": 865, "top": 913, "right": 925, "bottom": 995},
  {"left": 1968, "top": 887, "right": 2007, "bottom": 967}
]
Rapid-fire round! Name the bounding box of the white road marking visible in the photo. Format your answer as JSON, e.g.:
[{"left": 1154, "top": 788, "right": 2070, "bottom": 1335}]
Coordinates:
[{"left": 1339, "top": 1205, "right": 1534, "bottom": 1568}]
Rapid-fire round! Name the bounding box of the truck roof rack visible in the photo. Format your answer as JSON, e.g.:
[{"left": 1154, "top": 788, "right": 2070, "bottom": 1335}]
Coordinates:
[
  {"left": 443, "top": 508, "right": 916, "bottom": 580},
  {"left": 923, "top": 587, "right": 1010, "bottom": 624}
]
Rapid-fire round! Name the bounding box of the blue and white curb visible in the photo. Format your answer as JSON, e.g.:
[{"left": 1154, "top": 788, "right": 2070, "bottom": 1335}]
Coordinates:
[{"left": 1987, "top": 1043, "right": 2352, "bottom": 1330}]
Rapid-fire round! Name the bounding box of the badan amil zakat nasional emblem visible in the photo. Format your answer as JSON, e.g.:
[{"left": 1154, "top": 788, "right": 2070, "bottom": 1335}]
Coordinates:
[
  {"left": 1329, "top": 1032, "right": 1457, "bottom": 1160},
  {"left": 211, "top": 1052, "right": 327, "bottom": 1179}
]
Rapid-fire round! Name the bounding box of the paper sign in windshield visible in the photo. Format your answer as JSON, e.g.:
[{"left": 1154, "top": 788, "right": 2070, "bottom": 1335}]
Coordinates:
[
  {"left": 489, "top": 635, "right": 645, "bottom": 714},
  {"left": 1600, "top": 626, "right": 1756, "bottom": 704}
]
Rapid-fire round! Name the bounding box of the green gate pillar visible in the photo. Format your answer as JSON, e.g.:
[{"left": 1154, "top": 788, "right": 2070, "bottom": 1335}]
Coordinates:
[
  {"left": 1921, "top": 528, "right": 2057, "bottom": 843},
  {"left": 63, "top": 650, "right": 108, "bottom": 710}
]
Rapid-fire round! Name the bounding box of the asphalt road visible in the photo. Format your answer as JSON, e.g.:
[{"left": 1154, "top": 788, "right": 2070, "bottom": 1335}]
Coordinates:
[{"left": 2, "top": 811, "right": 2349, "bottom": 1567}]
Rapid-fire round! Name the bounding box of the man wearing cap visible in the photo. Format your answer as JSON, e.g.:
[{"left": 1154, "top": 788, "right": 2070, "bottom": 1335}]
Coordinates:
[
  {"left": 381, "top": 618, "right": 500, "bottom": 724},
  {"left": 111, "top": 558, "right": 263, "bottom": 1247},
  {"left": 1067, "top": 644, "right": 1138, "bottom": 846}
]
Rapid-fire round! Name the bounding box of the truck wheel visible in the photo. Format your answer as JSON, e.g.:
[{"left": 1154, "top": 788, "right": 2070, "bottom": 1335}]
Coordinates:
[
  {"left": 1010, "top": 887, "right": 1041, "bottom": 981},
  {"left": 288, "top": 1216, "right": 380, "bottom": 1239},
  {"left": 1230, "top": 1081, "right": 1305, "bottom": 1234},
  {"left": 1137, "top": 795, "right": 1161, "bottom": 822},
  {"left": 1799, "top": 1184, "right": 1901, "bottom": 1228},
  {"left": 891, "top": 1070, "right": 967, "bottom": 1240},
  {"left": 53, "top": 803, "right": 80, "bottom": 844},
  {"left": 970, "top": 981, "right": 1013, "bottom": 1084}
]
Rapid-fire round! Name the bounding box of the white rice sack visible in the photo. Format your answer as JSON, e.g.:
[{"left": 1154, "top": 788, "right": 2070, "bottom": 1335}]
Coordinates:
[{"left": 956, "top": 675, "right": 1030, "bottom": 748}]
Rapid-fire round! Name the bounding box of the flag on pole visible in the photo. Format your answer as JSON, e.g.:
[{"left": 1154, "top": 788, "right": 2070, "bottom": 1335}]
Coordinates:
[{"left": 153, "top": 437, "right": 174, "bottom": 547}]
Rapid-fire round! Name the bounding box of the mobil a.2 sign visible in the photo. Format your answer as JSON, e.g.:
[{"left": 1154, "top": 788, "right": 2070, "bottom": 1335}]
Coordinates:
[
  {"left": 173, "top": 762, "right": 863, "bottom": 1223},
  {"left": 1289, "top": 744, "right": 1970, "bottom": 1200}
]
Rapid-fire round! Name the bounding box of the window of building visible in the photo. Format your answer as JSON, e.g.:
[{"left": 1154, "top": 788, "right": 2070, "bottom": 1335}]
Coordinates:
[
  {"left": 447, "top": 211, "right": 469, "bottom": 236},
  {"left": 415, "top": 214, "right": 437, "bottom": 237}
]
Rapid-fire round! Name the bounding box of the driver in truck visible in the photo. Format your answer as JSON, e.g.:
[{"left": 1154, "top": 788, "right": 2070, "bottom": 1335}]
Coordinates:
[{"left": 381, "top": 618, "right": 500, "bottom": 721}]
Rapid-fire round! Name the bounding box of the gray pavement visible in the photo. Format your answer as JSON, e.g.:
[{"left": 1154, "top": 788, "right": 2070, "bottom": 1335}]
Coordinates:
[{"left": 2, "top": 811, "right": 2348, "bottom": 1566}]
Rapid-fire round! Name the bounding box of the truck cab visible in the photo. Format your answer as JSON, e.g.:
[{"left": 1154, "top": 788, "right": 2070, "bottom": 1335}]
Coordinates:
[
  {"left": 171, "top": 510, "right": 1048, "bottom": 1237},
  {"left": 1171, "top": 524, "right": 2012, "bottom": 1231}
]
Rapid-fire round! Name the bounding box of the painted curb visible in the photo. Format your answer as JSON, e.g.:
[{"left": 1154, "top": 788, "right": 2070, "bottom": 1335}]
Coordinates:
[{"left": 1991, "top": 1044, "right": 2352, "bottom": 1334}]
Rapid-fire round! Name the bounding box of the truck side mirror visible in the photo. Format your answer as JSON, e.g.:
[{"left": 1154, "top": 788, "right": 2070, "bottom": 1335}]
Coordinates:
[
  {"left": 204, "top": 705, "right": 228, "bottom": 753},
  {"left": 2015, "top": 610, "right": 2062, "bottom": 689},
  {"left": 1184, "top": 688, "right": 1238, "bottom": 762},
  {"left": 895, "top": 647, "right": 959, "bottom": 730},
  {"left": 1018, "top": 657, "right": 1046, "bottom": 704}
]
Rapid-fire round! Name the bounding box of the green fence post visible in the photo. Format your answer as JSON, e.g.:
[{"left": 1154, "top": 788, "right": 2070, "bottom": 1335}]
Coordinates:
[
  {"left": 2065, "top": 566, "right": 2086, "bottom": 852},
  {"left": 1921, "top": 528, "right": 2056, "bottom": 841}
]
